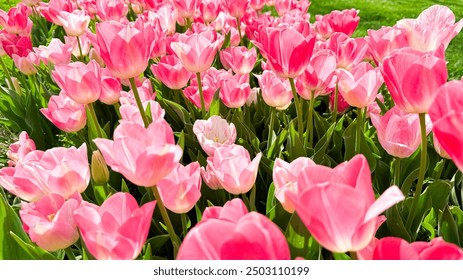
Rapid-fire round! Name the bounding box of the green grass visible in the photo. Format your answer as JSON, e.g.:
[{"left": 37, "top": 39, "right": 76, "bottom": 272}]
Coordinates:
[{"left": 309, "top": 0, "right": 463, "bottom": 79}]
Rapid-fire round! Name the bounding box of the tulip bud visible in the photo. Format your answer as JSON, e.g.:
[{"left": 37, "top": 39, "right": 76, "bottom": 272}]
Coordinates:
[{"left": 91, "top": 150, "right": 109, "bottom": 185}]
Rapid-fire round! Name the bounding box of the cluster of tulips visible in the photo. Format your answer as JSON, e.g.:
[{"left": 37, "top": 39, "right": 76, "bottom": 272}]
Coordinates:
[{"left": 1, "top": 0, "right": 463, "bottom": 260}]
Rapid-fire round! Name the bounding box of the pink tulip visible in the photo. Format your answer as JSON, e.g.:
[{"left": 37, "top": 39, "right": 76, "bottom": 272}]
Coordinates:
[
  {"left": 396, "top": 5, "right": 463, "bottom": 52},
  {"left": 21, "top": 0, "right": 41, "bottom": 6},
  {"left": 199, "top": 0, "right": 222, "bottom": 23},
  {"left": 193, "top": 116, "right": 237, "bottom": 156},
  {"left": 253, "top": 24, "right": 315, "bottom": 78},
  {"left": 40, "top": 92, "right": 87, "bottom": 133},
  {"left": 329, "top": 89, "right": 350, "bottom": 115},
  {"left": 56, "top": 10, "right": 91, "bottom": 37},
  {"left": 249, "top": 0, "right": 265, "bottom": 10},
  {"left": 220, "top": 46, "right": 257, "bottom": 75},
  {"left": 381, "top": 47, "right": 447, "bottom": 114},
  {"left": 274, "top": 0, "right": 309, "bottom": 17},
  {"left": 96, "top": 0, "right": 128, "bottom": 22},
  {"left": 219, "top": 73, "right": 251, "bottom": 108},
  {"left": 172, "top": 0, "right": 197, "bottom": 20},
  {"left": 99, "top": 68, "right": 121, "bottom": 105},
  {"left": 321, "top": 32, "right": 368, "bottom": 70},
  {"left": 272, "top": 157, "right": 315, "bottom": 213},
  {"left": 337, "top": 62, "right": 383, "bottom": 109},
  {"left": 65, "top": 34, "right": 91, "bottom": 58},
  {"left": 12, "top": 51, "right": 39, "bottom": 76},
  {"left": 371, "top": 106, "right": 432, "bottom": 158},
  {"left": 224, "top": 0, "right": 248, "bottom": 19},
  {"left": 207, "top": 145, "right": 262, "bottom": 195},
  {"left": 94, "top": 120, "right": 182, "bottom": 187},
  {"left": 150, "top": 55, "right": 191, "bottom": 90},
  {"left": 1, "top": 33, "right": 33, "bottom": 58},
  {"left": 182, "top": 84, "right": 215, "bottom": 110},
  {"left": 7, "top": 131, "right": 35, "bottom": 167},
  {"left": 0, "top": 3, "right": 33, "bottom": 35},
  {"left": 74, "top": 192, "right": 156, "bottom": 260},
  {"left": 314, "top": 9, "right": 360, "bottom": 40},
  {"left": 429, "top": 80, "right": 463, "bottom": 170},
  {"left": 119, "top": 100, "right": 165, "bottom": 126},
  {"left": 257, "top": 70, "right": 293, "bottom": 110},
  {"left": 96, "top": 19, "right": 155, "bottom": 79},
  {"left": 171, "top": 31, "right": 223, "bottom": 73},
  {"left": 20, "top": 193, "right": 81, "bottom": 252},
  {"left": 289, "top": 154, "right": 405, "bottom": 253},
  {"left": 40, "top": 0, "right": 77, "bottom": 25},
  {"left": 119, "top": 79, "right": 155, "bottom": 105},
  {"left": 157, "top": 162, "right": 202, "bottom": 214},
  {"left": 177, "top": 199, "right": 290, "bottom": 260},
  {"left": 366, "top": 26, "right": 409, "bottom": 65},
  {"left": 34, "top": 38, "right": 72, "bottom": 65},
  {"left": 201, "top": 164, "right": 222, "bottom": 190},
  {"left": 52, "top": 60, "right": 101, "bottom": 105},
  {"left": 148, "top": 3, "right": 177, "bottom": 35}
]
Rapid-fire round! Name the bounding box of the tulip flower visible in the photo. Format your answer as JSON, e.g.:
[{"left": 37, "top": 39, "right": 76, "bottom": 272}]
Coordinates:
[
  {"left": 1, "top": 33, "right": 33, "bottom": 58},
  {"left": 20, "top": 193, "right": 81, "bottom": 252},
  {"left": 99, "top": 68, "right": 122, "bottom": 105},
  {"left": 366, "top": 26, "right": 409, "bottom": 64},
  {"left": 94, "top": 120, "right": 182, "bottom": 187},
  {"left": 56, "top": 10, "right": 91, "bottom": 37},
  {"left": 74, "top": 192, "right": 156, "bottom": 260},
  {"left": 289, "top": 154, "right": 405, "bottom": 253},
  {"left": 172, "top": 0, "right": 197, "bottom": 20},
  {"left": 199, "top": 0, "right": 222, "bottom": 24},
  {"left": 40, "top": 92, "right": 87, "bottom": 133},
  {"left": 257, "top": 70, "right": 293, "bottom": 110},
  {"left": 322, "top": 32, "right": 368, "bottom": 70},
  {"left": 219, "top": 47, "right": 257, "bottom": 75},
  {"left": 12, "top": 51, "right": 40, "bottom": 76},
  {"left": 7, "top": 131, "right": 36, "bottom": 167},
  {"left": 0, "top": 3, "right": 33, "bottom": 35},
  {"left": 119, "top": 100, "right": 165, "bottom": 126},
  {"left": 314, "top": 9, "right": 360, "bottom": 40},
  {"left": 34, "top": 38, "right": 73, "bottom": 65},
  {"left": 193, "top": 116, "right": 237, "bottom": 156},
  {"left": 65, "top": 35, "right": 91, "bottom": 58},
  {"left": 381, "top": 47, "right": 447, "bottom": 114},
  {"left": 96, "top": 0, "right": 129, "bottom": 22},
  {"left": 182, "top": 84, "right": 215, "bottom": 111},
  {"left": 157, "top": 162, "right": 202, "bottom": 214},
  {"left": 177, "top": 199, "right": 290, "bottom": 259},
  {"left": 218, "top": 73, "right": 251, "bottom": 108},
  {"left": 40, "top": 0, "right": 77, "bottom": 25},
  {"left": 150, "top": 55, "right": 191, "bottom": 90},
  {"left": 201, "top": 164, "right": 222, "bottom": 190}
]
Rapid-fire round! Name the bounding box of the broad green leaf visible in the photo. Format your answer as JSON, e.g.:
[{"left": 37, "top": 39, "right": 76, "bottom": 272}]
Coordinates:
[
  {"left": 386, "top": 205, "right": 412, "bottom": 242},
  {"left": 332, "top": 253, "right": 351, "bottom": 260},
  {"left": 266, "top": 183, "right": 276, "bottom": 220},
  {"left": 439, "top": 206, "right": 461, "bottom": 246},
  {"left": 426, "top": 180, "right": 452, "bottom": 212},
  {"left": 143, "top": 243, "right": 152, "bottom": 260},
  {"left": 266, "top": 129, "right": 288, "bottom": 160},
  {"left": 9, "top": 232, "right": 57, "bottom": 260},
  {"left": 284, "top": 213, "right": 320, "bottom": 260},
  {"left": 146, "top": 234, "right": 170, "bottom": 256},
  {"left": 286, "top": 121, "right": 306, "bottom": 160}
]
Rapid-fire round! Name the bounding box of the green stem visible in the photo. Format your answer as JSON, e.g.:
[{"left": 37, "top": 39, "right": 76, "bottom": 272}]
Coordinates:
[
  {"left": 0, "top": 56, "right": 14, "bottom": 90},
  {"left": 64, "top": 247, "right": 76, "bottom": 260},
  {"left": 113, "top": 102, "right": 121, "bottom": 119},
  {"left": 375, "top": 97, "right": 387, "bottom": 114},
  {"left": 196, "top": 72, "right": 206, "bottom": 118},
  {"left": 129, "top": 77, "right": 150, "bottom": 128},
  {"left": 267, "top": 107, "right": 276, "bottom": 151},
  {"left": 181, "top": 214, "right": 188, "bottom": 238},
  {"left": 288, "top": 78, "right": 304, "bottom": 142},
  {"left": 394, "top": 157, "right": 401, "bottom": 187},
  {"left": 249, "top": 184, "right": 256, "bottom": 212},
  {"left": 241, "top": 193, "right": 252, "bottom": 211},
  {"left": 332, "top": 84, "right": 339, "bottom": 123},
  {"left": 151, "top": 186, "right": 180, "bottom": 258},
  {"left": 87, "top": 103, "right": 104, "bottom": 139},
  {"left": 406, "top": 113, "right": 428, "bottom": 229},
  {"left": 350, "top": 251, "right": 358, "bottom": 260},
  {"left": 355, "top": 107, "right": 364, "bottom": 154},
  {"left": 236, "top": 17, "right": 243, "bottom": 45},
  {"left": 307, "top": 91, "right": 315, "bottom": 148}
]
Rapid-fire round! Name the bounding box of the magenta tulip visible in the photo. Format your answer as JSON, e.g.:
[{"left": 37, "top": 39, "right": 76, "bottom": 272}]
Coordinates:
[{"left": 0, "top": 3, "right": 32, "bottom": 35}]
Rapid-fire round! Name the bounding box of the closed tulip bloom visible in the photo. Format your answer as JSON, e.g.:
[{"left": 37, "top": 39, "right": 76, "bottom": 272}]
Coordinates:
[
  {"left": 65, "top": 35, "right": 91, "bottom": 58},
  {"left": 34, "top": 38, "right": 73, "bottom": 65},
  {"left": 337, "top": 62, "right": 383, "bottom": 108},
  {"left": 257, "top": 70, "right": 293, "bottom": 110},
  {"left": 220, "top": 47, "right": 257, "bottom": 75},
  {"left": 96, "top": 0, "right": 129, "bottom": 22},
  {"left": 429, "top": 80, "right": 463, "bottom": 170},
  {"left": 314, "top": 9, "right": 360, "bottom": 40},
  {"left": 322, "top": 32, "right": 368, "bottom": 70},
  {"left": 224, "top": 0, "right": 248, "bottom": 19},
  {"left": 0, "top": 3, "right": 33, "bottom": 35},
  {"left": 201, "top": 164, "right": 222, "bottom": 190},
  {"left": 366, "top": 26, "right": 409, "bottom": 65},
  {"left": 74, "top": 192, "right": 156, "bottom": 260},
  {"left": 272, "top": 157, "right": 315, "bottom": 213},
  {"left": 96, "top": 19, "right": 155, "bottom": 79},
  {"left": 177, "top": 199, "right": 290, "bottom": 260},
  {"left": 172, "top": 0, "right": 197, "bottom": 19},
  {"left": 52, "top": 60, "right": 101, "bottom": 104},
  {"left": 219, "top": 73, "right": 251, "bottom": 108},
  {"left": 193, "top": 116, "right": 237, "bottom": 156},
  {"left": 207, "top": 145, "right": 262, "bottom": 195},
  {"left": 7, "top": 131, "right": 36, "bottom": 167},
  {"left": 371, "top": 106, "right": 432, "bottom": 158},
  {"left": 94, "top": 120, "right": 182, "bottom": 187},
  {"left": 199, "top": 0, "right": 222, "bottom": 23},
  {"left": 12, "top": 51, "right": 40, "bottom": 76},
  {"left": 20, "top": 193, "right": 81, "bottom": 252},
  {"left": 56, "top": 10, "right": 91, "bottom": 37},
  {"left": 432, "top": 132, "right": 451, "bottom": 159},
  {"left": 150, "top": 55, "right": 191, "bottom": 90},
  {"left": 289, "top": 154, "right": 405, "bottom": 253},
  {"left": 157, "top": 162, "right": 202, "bottom": 214},
  {"left": 40, "top": 0, "right": 77, "bottom": 25},
  {"left": 99, "top": 68, "right": 121, "bottom": 105},
  {"left": 40, "top": 92, "right": 87, "bottom": 133},
  {"left": 381, "top": 47, "right": 447, "bottom": 114}
]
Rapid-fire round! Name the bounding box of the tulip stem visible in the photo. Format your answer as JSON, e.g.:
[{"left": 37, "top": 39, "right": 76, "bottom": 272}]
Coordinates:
[
  {"left": 394, "top": 157, "right": 401, "bottom": 187},
  {"left": 87, "top": 103, "right": 104, "bottom": 139},
  {"left": 250, "top": 184, "right": 256, "bottom": 212},
  {"left": 64, "top": 247, "right": 76, "bottom": 260},
  {"left": 77, "top": 36, "right": 84, "bottom": 60},
  {"left": 267, "top": 107, "right": 276, "bottom": 151},
  {"left": 129, "top": 77, "right": 150, "bottom": 128},
  {"left": 196, "top": 72, "right": 206, "bottom": 118},
  {"left": 0, "top": 56, "right": 14, "bottom": 91},
  {"left": 350, "top": 251, "right": 357, "bottom": 260},
  {"left": 306, "top": 91, "right": 315, "bottom": 148},
  {"left": 236, "top": 18, "right": 243, "bottom": 45},
  {"left": 288, "top": 78, "right": 304, "bottom": 142},
  {"left": 181, "top": 214, "right": 188, "bottom": 238},
  {"left": 113, "top": 102, "right": 121, "bottom": 119},
  {"left": 332, "top": 84, "right": 339, "bottom": 123},
  {"left": 355, "top": 107, "right": 364, "bottom": 154},
  {"left": 151, "top": 186, "right": 180, "bottom": 258},
  {"left": 406, "top": 113, "right": 427, "bottom": 229}
]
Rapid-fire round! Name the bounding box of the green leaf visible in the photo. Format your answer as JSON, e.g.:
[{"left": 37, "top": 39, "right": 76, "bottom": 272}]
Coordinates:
[
  {"left": 9, "top": 232, "right": 57, "bottom": 260},
  {"left": 284, "top": 213, "right": 321, "bottom": 260},
  {"left": 386, "top": 205, "right": 412, "bottom": 242},
  {"left": 286, "top": 121, "right": 306, "bottom": 160},
  {"left": 403, "top": 191, "right": 432, "bottom": 240},
  {"left": 205, "top": 89, "right": 220, "bottom": 118},
  {"left": 332, "top": 253, "right": 351, "bottom": 260},
  {"left": 121, "top": 179, "right": 130, "bottom": 193},
  {"left": 422, "top": 208, "right": 437, "bottom": 239},
  {"left": 146, "top": 234, "right": 170, "bottom": 255},
  {"left": 439, "top": 206, "right": 461, "bottom": 246},
  {"left": 143, "top": 243, "right": 152, "bottom": 260},
  {"left": 266, "top": 129, "right": 288, "bottom": 160},
  {"left": 313, "top": 120, "right": 336, "bottom": 163},
  {"left": 266, "top": 182, "right": 276, "bottom": 220},
  {"left": 426, "top": 180, "right": 452, "bottom": 212},
  {"left": 401, "top": 168, "right": 420, "bottom": 196}
]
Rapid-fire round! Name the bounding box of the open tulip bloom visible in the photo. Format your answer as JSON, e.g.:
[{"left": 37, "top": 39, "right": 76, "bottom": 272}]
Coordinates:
[{"left": 1, "top": 0, "right": 463, "bottom": 262}]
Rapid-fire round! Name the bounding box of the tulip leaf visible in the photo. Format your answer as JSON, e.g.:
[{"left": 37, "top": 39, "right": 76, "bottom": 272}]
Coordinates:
[
  {"left": 332, "top": 253, "right": 351, "bottom": 260},
  {"left": 9, "top": 232, "right": 57, "bottom": 260},
  {"left": 121, "top": 179, "right": 130, "bottom": 193},
  {"left": 401, "top": 168, "right": 420, "bottom": 196},
  {"left": 450, "top": 207, "right": 463, "bottom": 241},
  {"left": 143, "top": 243, "right": 152, "bottom": 260},
  {"left": 342, "top": 119, "right": 377, "bottom": 172},
  {"left": 285, "top": 213, "right": 321, "bottom": 260},
  {"left": 403, "top": 191, "right": 432, "bottom": 240},
  {"left": 422, "top": 208, "right": 437, "bottom": 240},
  {"left": 266, "top": 129, "right": 288, "bottom": 160},
  {"left": 426, "top": 180, "right": 452, "bottom": 212},
  {"left": 313, "top": 121, "right": 336, "bottom": 163},
  {"left": 146, "top": 234, "right": 170, "bottom": 256},
  {"left": 286, "top": 121, "right": 306, "bottom": 160},
  {"left": 386, "top": 205, "right": 412, "bottom": 242},
  {"left": 266, "top": 182, "right": 276, "bottom": 220},
  {"left": 205, "top": 90, "right": 220, "bottom": 118},
  {"left": 438, "top": 206, "right": 461, "bottom": 246}
]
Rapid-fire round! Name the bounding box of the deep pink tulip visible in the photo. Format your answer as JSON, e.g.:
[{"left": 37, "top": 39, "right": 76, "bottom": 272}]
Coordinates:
[
  {"left": 74, "top": 192, "right": 156, "bottom": 260},
  {"left": 219, "top": 73, "right": 251, "bottom": 108},
  {"left": 199, "top": 0, "right": 222, "bottom": 23},
  {"left": 337, "top": 62, "right": 383, "bottom": 108},
  {"left": 207, "top": 145, "right": 262, "bottom": 195},
  {"left": 249, "top": 0, "right": 265, "bottom": 10},
  {"left": 52, "top": 60, "right": 101, "bottom": 105},
  {"left": 289, "top": 154, "right": 404, "bottom": 253},
  {"left": 253, "top": 24, "right": 315, "bottom": 78},
  {"left": 157, "top": 162, "right": 202, "bottom": 214},
  {"left": 96, "top": 0, "right": 128, "bottom": 22},
  {"left": 1, "top": 33, "right": 33, "bottom": 58},
  {"left": 381, "top": 47, "right": 447, "bottom": 114},
  {"left": 371, "top": 106, "right": 432, "bottom": 158},
  {"left": 321, "top": 32, "right": 368, "bottom": 70},
  {"left": 314, "top": 9, "right": 359, "bottom": 40},
  {"left": 272, "top": 157, "right": 315, "bottom": 213},
  {"left": 12, "top": 51, "right": 39, "bottom": 76},
  {"left": 193, "top": 116, "right": 237, "bottom": 156},
  {"left": 40, "top": 92, "right": 87, "bottom": 133},
  {"left": 34, "top": 38, "right": 72, "bottom": 65},
  {"left": 257, "top": 70, "right": 293, "bottom": 110},
  {"left": 99, "top": 68, "right": 121, "bottom": 105},
  {"left": 150, "top": 55, "right": 191, "bottom": 90},
  {"left": 224, "top": 0, "right": 248, "bottom": 19},
  {"left": 172, "top": 0, "right": 197, "bottom": 19},
  {"left": 0, "top": 3, "right": 32, "bottom": 35},
  {"left": 171, "top": 31, "right": 223, "bottom": 73},
  {"left": 56, "top": 10, "right": 91, "bottom": 37},
  {"left": 329, "top": 89, "right": 350, "bottom": 115},
  {"left": 183, "top": 84, "right": 215, "bottom": 110},
  {"left": 432, "top": 132, "right": 451, "bottom": 159},
  {"left": 20, "top": 193, "right": 81, "bottom": 252},
  {"left": 7, "top": 131, "right": 36, "bottom": 167},
  {"left": 366, "top": 26, "right": 409, "bottom": 65},
  {"left": 177, "top": 199, "right": 290, "bottom": 260},
  {"left": 220, "top": 47, "right": 257, "bottom": 75},
  {"left": 96, "top": 19, "right": 155, "bottom": 79},
  {"left": 94, "top": 121, "right": 182, "bottom": 187},
  {"left": 429, "top": 80, "right": 463, "bottom": 170}
]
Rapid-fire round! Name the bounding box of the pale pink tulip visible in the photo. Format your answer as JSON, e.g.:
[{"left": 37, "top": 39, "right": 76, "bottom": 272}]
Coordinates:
[
  {"left": 220, "top": 47, "right": 257, "bottom": 75},
  {"left": 201, "top": 164, "right": 222, "bottom": 190},
  {"left": 224, "top": 0, "right": 248, "bottom": 19},
  {"left": 289, "top": 154, "right": 405, "bottom": 253},
  {"left": 172, "top": 0, "right": 197, "bottom": 20},
  {"left": 74, "top": 192, "right": 156, "bottom": 260},
  {"left": 56, "top": 10, "right": 91, "bottom": 37},
  {"left": 157, "top": 162, "right": 202, "bottom": 214},
  {"left": 0, "top": 3, "right": 32, "bottom": 35},
  {"left": 94, "top": 121, "right": 182, "bottom": 187},
  {"left": 7, "top": 131, "right": 36, "bottom": 167},
  {"left": 366, "top": 26, "right": 409, "bottom": 64},
  {"left": 177, "top": 199, "right": 290, "bottom": 260},
  {"left": 314, "top": 9, "right": 359, "bottom": 40},
  {"left": 147, "top": 4, "right": 177, "bottom": 35},
  {"left": 40, "top": 92, "right": 87, "bottom": 133},
  {"left": 65, "top": 34, "right": 91, "bottom": 58},
  {"left": 257, "top": 70, "right": 293, "bottom": 110},
  {"left": 371, "top": 106, "right": 432, "bottom": 158},
  {"left": 182, "top": 84, "right": 215, "bottom": 110},
  {"left": 119, "top": 79, "right": 155, "bottom": 105},
  {"left": 150, "top": 55, "right": 191, "bottom": 90},
  {"left": 193, "top": 116, "right": 237, "bottom": 156},
  {"left": 12, "top": 51, "right": 39, "bottom": 75},
  {"left": 34, "top": 38, "right": 73, "bottom": 65},
  {"left": 20, "top": 193, "right": 81, "bottom": 252}
]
